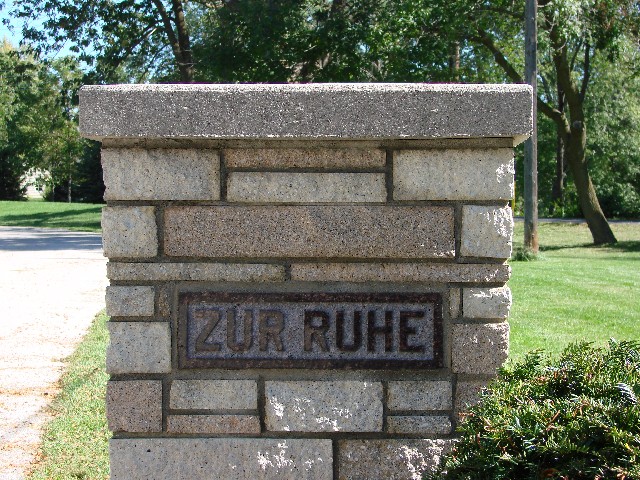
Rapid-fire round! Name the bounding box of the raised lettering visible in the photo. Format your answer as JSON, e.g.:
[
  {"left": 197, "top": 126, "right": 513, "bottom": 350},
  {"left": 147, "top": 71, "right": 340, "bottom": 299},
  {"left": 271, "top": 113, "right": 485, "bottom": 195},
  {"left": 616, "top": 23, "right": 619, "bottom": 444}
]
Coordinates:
[
  {"left": 367, "top": 310, "right": 393, "bottom": 352},
  {"left": 304, "top": 310, "right": 330, "bottom": 352},
  {"left": 336, "top": 310, "right": 362, "bottom": 352},
  {"left": 399, "top": 310, "right": 425, "bottom": 353},
  {"left": 258, "top": 310, "right": 285, "bottom": 352},
  {"left": 194, "top": 308, "right": 222, "bottom": 352},
  {"left": 227, "top": 308, "right": 253, "bottom": 352}
]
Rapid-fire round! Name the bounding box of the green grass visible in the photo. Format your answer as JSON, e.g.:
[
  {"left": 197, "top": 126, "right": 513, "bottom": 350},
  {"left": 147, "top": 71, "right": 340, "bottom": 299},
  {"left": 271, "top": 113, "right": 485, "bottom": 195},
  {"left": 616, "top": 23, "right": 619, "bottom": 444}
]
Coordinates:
[
  {"left": 27, "top": 312, "right": 110, "bottom": 480},
  {"left": 509, "top": 221, "right": 640, "bottom": 360},
  {"left": 0, "top": 200, "right": 102, "bottom": 232}
]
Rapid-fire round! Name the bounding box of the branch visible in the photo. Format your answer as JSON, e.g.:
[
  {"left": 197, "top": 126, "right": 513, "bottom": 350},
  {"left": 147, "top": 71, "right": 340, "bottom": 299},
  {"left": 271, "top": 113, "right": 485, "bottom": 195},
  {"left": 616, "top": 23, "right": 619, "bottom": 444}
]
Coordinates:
[
  {"left": 473, "top": 28, "right": 523, "bottom": 83},
  {"left": 539, "top": 72, "right": 554, "bottom": 103},
  {"left": 580, "top": 43, "right": 591, "bottom": 101},
  {"left": 569, "top": 39, "right": 583, "bottom": 71},
  {"left": 150, "top": 0, "right": 180, "bottom": 61}
]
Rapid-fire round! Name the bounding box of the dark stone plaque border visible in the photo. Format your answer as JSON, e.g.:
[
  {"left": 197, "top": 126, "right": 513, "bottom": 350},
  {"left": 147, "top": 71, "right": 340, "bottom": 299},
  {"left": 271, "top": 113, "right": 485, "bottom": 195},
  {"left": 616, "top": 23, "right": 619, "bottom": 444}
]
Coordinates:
[{"left": 177, "top": 291, "right": 443, "bottom": 370}]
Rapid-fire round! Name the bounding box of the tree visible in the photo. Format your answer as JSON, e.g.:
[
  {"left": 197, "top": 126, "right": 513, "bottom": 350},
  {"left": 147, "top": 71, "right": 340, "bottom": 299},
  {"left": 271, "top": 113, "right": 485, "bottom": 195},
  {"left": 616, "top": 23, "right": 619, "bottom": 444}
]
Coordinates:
[{"left": 9, "top": 0, "right": 195, "bottom": 82}]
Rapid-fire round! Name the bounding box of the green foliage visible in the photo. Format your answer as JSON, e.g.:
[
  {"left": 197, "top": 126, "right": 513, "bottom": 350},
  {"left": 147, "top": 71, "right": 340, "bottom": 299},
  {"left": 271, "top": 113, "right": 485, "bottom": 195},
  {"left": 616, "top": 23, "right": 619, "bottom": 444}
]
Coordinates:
[{"left": 433, "top": 340, "right": 640, "bottom": 479}]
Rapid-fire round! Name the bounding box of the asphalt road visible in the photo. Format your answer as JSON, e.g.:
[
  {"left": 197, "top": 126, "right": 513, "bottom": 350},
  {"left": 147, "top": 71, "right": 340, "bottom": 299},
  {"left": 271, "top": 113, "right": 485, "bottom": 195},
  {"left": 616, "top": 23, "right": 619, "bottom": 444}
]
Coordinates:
[{"left": 0, "top": 227, "right": 107, "bottom": 480}]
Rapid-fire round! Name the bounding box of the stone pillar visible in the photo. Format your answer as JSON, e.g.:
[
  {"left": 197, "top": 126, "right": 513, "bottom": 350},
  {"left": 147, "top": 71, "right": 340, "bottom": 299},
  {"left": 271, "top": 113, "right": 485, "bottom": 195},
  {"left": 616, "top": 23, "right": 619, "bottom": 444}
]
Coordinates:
[{"left": 80, "top": 83, "right": 532, "bottom": 480}]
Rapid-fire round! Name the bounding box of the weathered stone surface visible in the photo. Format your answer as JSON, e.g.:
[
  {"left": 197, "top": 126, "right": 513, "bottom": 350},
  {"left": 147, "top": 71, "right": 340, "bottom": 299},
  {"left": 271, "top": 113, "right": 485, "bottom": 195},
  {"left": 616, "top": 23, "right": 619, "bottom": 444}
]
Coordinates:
[
  {"left": 460, "top": 205, "right": 513, "bottom": 258},
  {"left": 164, "top": 206, "right": 454, "bottom": 259},
  {"left": 170, "top": 380, "right": 257, "bottom": 410},
  {"left": 102, "top": 206, "right": 157, "bottom": 258},
  {"left": 102, "top": 148, "right": 220, "bottom": 200},
  {"left": 227, "top": 172, "right": 386, "bottom": 203},
  {"left": 157, "top": 284, "right": 172, "bottom": 317},
  {"left": 265, "top": 381, "right": 383, "bottom": 432},
  {"left": 463, "top": 287, "right": 512, "bottom": 319},
  {"left": 105, "top": 286, "right": 154, "bottom": 317},
  {"left": 291, "top": 263, "right": 511, "bottom": 283},
  {"left": 449, "top": 288, "right": 461, "bottom": 319},
  {"left": 80, "top": 84, "right": 533, "bottom": 143},
  {"left": 393, "top": 149, "right": 514, "bottom": 200},
  {"left": 387, "top": 381, "right": 452, "bottom": 411},
  {"left": 452, "top": 323, "right": 509, "bottom": 374},
  {"left": 167, "top": 415, "right": 260, "bottom": 434},
  {"left": 455, "top": 380, "right": 489, "bottom": 421},
  {"left": 338, "top": 439, "right": 453, "bottom": 480},
  {"left": 106, "top": 381, "right": 162, "bottom": 433},
  {"left": 106, "top": 322, "right": 171, "bottom": 374},
  {"left": 225, "top": 148, "right": 386, "bottom": 169},
  {"left": 107, "top": 262, "right": 284, "bottom": 282},
  {"left": 110, "top": 438, "right": 332, "bottom": 480},
  {"left": 387, "top": 416, "right": 452, "bottom": 435}
]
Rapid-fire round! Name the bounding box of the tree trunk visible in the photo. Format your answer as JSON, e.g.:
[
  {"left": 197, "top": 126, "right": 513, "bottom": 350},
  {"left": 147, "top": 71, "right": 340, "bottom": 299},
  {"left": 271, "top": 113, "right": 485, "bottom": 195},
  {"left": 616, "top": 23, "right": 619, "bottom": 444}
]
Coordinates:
[
  {"left": 564, "top": 120, "right": 617, "bottom": 244},
  {"left": 449, "top": 41, "right": 460, "bottom": 81},
  {"left": 171, "top": 0, "right": 194, "bottom": 82},
  {"left": 550, "top": 88, "right": 566, "bottom": 212}
]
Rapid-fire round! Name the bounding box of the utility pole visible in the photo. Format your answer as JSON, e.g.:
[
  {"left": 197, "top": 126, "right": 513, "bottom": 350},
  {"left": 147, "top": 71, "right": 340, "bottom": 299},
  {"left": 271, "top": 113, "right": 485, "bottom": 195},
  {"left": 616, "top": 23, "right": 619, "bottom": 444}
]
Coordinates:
[{"left": 524, "top": 0, "right": 539, "bottom": 252}]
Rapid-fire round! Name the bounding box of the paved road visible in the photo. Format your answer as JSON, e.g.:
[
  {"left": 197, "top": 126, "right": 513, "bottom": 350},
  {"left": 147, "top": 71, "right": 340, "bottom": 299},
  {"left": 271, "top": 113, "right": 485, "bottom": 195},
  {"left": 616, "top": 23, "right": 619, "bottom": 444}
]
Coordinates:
[{"left": 0, "top": 227, "right": 107, "bottom": 480}]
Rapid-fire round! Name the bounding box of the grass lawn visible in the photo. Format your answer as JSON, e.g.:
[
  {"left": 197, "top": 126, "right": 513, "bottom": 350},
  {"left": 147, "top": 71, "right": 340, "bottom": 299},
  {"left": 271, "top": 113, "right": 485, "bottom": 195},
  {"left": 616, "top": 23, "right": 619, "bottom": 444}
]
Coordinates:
[
  {"left": 509, "top": 221, "right": 640, "bottom": 360},
  {"left": 27, "top": 312, "right": 110, "bottom": 480},
  {"left": 0, "top": 200, "right": 102, "bottom": 232}
]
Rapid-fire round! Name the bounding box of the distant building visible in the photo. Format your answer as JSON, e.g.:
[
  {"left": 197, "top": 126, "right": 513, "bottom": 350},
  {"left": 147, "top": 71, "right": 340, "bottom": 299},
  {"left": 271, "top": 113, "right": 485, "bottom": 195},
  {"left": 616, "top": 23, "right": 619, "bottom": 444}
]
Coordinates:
[{"left": 21, "top": 169, "right": 46, "bottom": 199}]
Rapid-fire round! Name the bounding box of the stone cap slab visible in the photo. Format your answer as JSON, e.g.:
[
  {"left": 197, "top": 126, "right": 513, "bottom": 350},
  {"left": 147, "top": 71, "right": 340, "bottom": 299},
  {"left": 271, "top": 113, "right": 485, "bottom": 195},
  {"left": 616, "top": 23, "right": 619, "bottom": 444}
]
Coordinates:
[{"left": 80, "top": 83, "right": 532, "bottom": 144}]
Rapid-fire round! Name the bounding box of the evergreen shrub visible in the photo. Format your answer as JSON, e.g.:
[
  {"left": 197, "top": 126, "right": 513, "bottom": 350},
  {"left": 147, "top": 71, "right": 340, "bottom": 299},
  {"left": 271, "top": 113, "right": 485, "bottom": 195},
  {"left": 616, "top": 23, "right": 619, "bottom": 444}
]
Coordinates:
[{"left": 433, "top": 341, "right": 640, "bottom": 479}]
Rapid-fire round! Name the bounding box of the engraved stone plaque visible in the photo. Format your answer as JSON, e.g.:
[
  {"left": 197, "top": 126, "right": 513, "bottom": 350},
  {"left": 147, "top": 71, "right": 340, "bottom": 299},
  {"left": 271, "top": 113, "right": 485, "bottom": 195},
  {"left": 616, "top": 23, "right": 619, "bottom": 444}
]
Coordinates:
[{"left": 178, "top": 292, "right": 443, "bottom": 369}]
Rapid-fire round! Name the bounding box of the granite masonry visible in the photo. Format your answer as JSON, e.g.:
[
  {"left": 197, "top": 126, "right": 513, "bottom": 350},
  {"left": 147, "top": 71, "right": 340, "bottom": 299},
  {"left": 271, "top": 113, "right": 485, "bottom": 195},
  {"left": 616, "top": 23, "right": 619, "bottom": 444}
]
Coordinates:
[{"left": 80, "top": 83, "right": 532, "bottom": 480}]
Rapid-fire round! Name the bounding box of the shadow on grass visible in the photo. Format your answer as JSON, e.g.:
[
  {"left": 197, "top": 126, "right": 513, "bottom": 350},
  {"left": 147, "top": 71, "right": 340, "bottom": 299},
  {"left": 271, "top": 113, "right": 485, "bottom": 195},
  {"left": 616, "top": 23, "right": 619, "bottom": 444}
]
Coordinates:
[
  {"left": 0, "top": 207, "right": 102, "bottom": 231},
  {"left": 538, "top": 240, "right": 640, "bottom": 254}
]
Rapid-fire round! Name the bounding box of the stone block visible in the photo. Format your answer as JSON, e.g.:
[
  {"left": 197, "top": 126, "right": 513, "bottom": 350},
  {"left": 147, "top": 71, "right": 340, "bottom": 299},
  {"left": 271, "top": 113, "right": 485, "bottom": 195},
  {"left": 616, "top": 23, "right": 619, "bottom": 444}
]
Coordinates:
[
  {"left": 106, "top": 322, "right": 171, "bottom": 374},
  {"left": 291, "top": 262, "right": 511, "bottom": 283},
  {"left": 387, "top": 416, "right": 452, "bottom": 435},
  {"left": 102, "top": 148, "right": 220, "bottom": 200},
  {"left": 102, "top": 206, "right": 157, "bottom": 258},
  {"left": 107, "top": 262, "right": 285, "bottom": 282},
  {"left": 109, "top": 438, "right": 332, "bottom": 480},
  {"left": 455, "top": 380, "right": 489, "bottom": 422},
  {"left": 157, "top": 284, "right": 172, "bottom": 317},
  {"left": 167, "top": 415, "right": 260, "bottom": 434},
  {"left": 460, "top": 205, "right": 513, "bottom": 258},
  {"left": 265, "top": 381, "right": 383, "bottom": 432},
  {"left": 227, "top": 172, "right": 386, "bottom": 203},
  {"left": 387, "top": 381, "right": 452, "bottom": 411},
  {"left": 80, "top": 84, "right": 532, "bottom": 143},
  {"left": 164, "top": 206, "right": 454, "bottom": 259},
  {"left": 463, "top": 287, "right": 512, "bottom": 319},
  {"left": 393, "top": 149, "right": 514, "bottom": 200},
  {"left": 449, "top": 288, "right": 461, "bottom": 319},
  {"left": 170, "top": 380, "right": 257, "bottom": 410},
  {"left": 225, "top": 148, "right": 386, "bottom": 169},
  {"left": 338, "top": 439, "right": 453, "bottom": 480},
  {"left": 106, "top": 381, "right": 162, "bottom": 433},
  {"left": 105, "top": 286, "right": 154, "bottom": 317},
  {"left": 452, "top": 323, "right": 509, "bottom": 374}
]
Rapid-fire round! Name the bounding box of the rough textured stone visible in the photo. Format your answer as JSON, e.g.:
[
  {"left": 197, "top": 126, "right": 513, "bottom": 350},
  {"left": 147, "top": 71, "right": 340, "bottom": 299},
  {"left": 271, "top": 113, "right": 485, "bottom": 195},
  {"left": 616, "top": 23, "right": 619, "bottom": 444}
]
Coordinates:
[
  {"left": 170, "top": 380, "right": 257, "bottom": 410},
  {"left": 449, "top": 288, "right": 461, "bottom": 319},
  {"left": 387, "top": 381, "right": 452, "bottom": 411},
  {"left": 165, "top": 206, "right": 454, "bottom": 259},
  {"left": 106, "top": 381, "right": 162, "bottom": 433},
  {"left": 106, "top": 322, "right": 171, "bottom": 374},
  {"left": 265, "top": 381, "right": 383, "bottom": 432},
  {"left": 80, "top": 84, "right": 533, "bottom": 143},
  {"left": 102, "top": 206, "right": 157, "bottom": 258},
  {"left": 105, "top": 286, "right": 154, "bottom": 317},
  {"left": 387, "top": 416, "right": 452, "bottom": 435},
  {"left": 110, "top": 438, "right": 332, "bottom": 480},
  {"left": 460, "top": 205, "right": 513, "bottom": 258},
  {"left": 227, "top": 172, "right": 386, "bottom": 203},
  {"left": 102, "top": 148, "right": 220, "bottom": 200},
  {"left": 393, "top": 149, "right": 514, "bottom": 200},
  {"left": 291, "top": 263, "right": 510, "bottom": 283},
  {"left": 455, "top": 380, "right": 489, "bottom": 422},
  {"left": 157, "top": 284, "right": 172, "bottom": 317},
  {"left": 338, "top": 439, "right": 453, "bottom": 480},
  {"left": 452, "top": 323, "right": 510, "bottom": 374},
  {"left": 225, "top": 148, "right": 386, "bottom": 169},
  {"left": 167, "top": 415, "right": 260, "bottom": 434},
  {"left": 107, "top": 262, "right": 284, "bottom": 281},
  {"left": 463, "top": 287, "right": 512, "bottom": 319}
]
